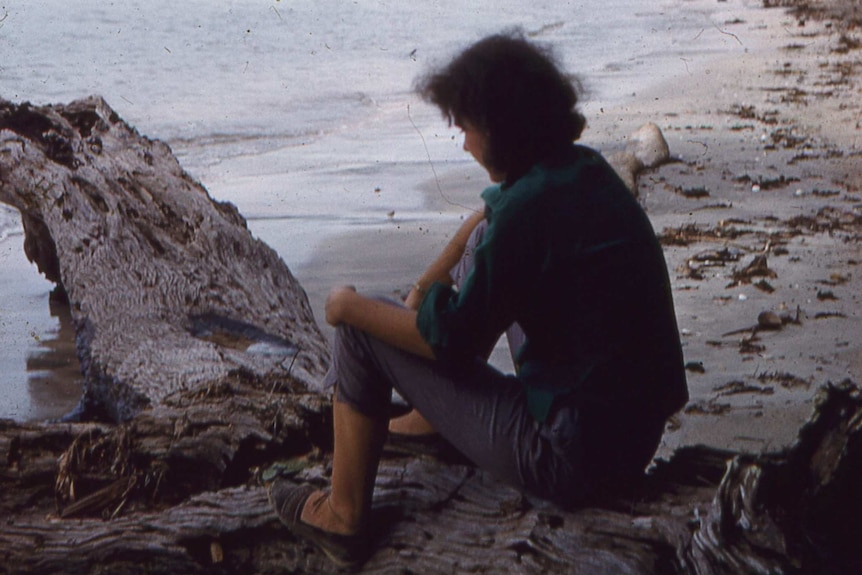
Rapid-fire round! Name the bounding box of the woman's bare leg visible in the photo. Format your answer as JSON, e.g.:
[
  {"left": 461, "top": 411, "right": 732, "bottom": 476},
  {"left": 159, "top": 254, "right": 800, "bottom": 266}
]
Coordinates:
[
  {"left": 300, "top": 399, "right": 387, "bottom": 535},
  {"left": 388, "top": 408, "right": 436, "bottom": 435}
]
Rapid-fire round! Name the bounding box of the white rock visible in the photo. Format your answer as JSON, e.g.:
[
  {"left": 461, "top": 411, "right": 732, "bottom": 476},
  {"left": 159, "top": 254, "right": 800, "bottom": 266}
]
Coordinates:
[{"left": 625, "top": 122, "right": 670, "bottom": 169}]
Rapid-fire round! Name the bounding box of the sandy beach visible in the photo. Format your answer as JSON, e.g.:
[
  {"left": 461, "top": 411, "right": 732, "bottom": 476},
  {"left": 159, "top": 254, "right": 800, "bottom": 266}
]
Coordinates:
[
  {"left": 579, "top": 0, "right": 862, "bottom": 458},
  {"left": 2, "top": 0, "right": 859, "bottom": 463}
]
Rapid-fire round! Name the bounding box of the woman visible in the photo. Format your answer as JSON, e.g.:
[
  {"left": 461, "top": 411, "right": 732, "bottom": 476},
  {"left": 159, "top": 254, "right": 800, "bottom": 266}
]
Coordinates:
[{"left": 269, "top": 32, "right": 688, "bottom": 569}]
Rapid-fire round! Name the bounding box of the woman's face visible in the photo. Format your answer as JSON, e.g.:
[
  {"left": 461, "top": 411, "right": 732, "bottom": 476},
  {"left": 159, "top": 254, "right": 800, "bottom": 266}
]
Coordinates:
[{"left": 460, "top": 122, "right": 505, "bottom": 183}]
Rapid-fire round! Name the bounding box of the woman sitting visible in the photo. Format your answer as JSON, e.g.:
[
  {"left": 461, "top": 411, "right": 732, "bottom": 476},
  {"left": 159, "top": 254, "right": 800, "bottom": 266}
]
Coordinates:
[{"left": 269, "top": 32, "right": 688, "bottom": 569}]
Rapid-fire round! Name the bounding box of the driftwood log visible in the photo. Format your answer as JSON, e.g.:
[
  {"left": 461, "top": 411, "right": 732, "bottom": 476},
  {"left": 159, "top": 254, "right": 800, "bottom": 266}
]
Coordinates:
[
  {"left": 0, "top": 96, "right": 330, "bottom": 422},
  {"left": 0, "top": 97, "right": 860, "bottom": 575}
]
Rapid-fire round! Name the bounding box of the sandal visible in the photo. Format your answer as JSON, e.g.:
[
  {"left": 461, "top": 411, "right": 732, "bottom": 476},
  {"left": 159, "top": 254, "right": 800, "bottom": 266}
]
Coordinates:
[{"left": 268, "top": 479, "right": 368, "bottom": 570}]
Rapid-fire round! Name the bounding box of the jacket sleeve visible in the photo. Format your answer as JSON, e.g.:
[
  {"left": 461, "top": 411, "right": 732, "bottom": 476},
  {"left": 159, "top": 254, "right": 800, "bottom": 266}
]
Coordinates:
[{"left": 416, "top": 200, "right": 537, "bottom": 369}]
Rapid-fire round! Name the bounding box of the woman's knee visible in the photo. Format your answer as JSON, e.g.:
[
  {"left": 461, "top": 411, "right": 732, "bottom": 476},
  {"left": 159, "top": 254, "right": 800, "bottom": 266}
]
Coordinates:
[{"left": 332, "top": 323, "right": 365, "bottom": 350}]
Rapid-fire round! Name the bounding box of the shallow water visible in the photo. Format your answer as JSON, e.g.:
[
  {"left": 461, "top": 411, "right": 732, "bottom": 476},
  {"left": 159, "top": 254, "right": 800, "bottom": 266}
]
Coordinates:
[
  {"left": 0, "top": 224, "right": 84, "bottom": 421},
  {"left": 0, "top": 0, "right": 769, "bottom": 420}
]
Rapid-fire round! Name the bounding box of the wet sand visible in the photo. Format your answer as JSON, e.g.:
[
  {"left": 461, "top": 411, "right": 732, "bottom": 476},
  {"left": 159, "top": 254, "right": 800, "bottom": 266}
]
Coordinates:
[{"left": 2, "top": 0, "right": 859, "bottom": 463}]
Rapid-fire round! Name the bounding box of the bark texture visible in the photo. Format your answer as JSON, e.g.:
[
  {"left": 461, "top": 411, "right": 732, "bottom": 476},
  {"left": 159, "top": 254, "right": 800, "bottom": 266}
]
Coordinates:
[
  {"left": 0, "top": 96, "right": 329, "bottom": 422},
  {"left": 1, "top": 383, "right": 859, "bottom": 575},
  {"left": 1, "top": 97, "right": 859, "bottom": 575}
]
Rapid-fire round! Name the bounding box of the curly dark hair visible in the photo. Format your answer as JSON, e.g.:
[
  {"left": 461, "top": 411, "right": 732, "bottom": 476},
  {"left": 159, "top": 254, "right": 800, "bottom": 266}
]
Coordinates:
[{"left": 416, "top": 32, "right": 586, "bottom": 181}]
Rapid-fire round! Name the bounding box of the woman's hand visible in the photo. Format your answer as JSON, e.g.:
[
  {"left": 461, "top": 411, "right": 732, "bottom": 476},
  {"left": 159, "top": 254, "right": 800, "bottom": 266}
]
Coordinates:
[
  {"left": 402, "top": 211, "right": 485, "bottom": 311},
  {"left": 325, "top": 285, "right": 357, "bottom": 326},
  {"left": 323, "top": 287, "right": 434, "bottom": 358}
]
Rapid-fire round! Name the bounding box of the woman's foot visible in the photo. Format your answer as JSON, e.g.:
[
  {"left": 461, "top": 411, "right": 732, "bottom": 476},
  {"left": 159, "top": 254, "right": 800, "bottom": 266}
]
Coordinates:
[
  {"left": 268, "top": 480, "right": 367, "bottom": 569},
  {"left": 300, "top": 489, "right": 359, "bottom": 536},
  {"left": 385, "top": 409, "right": 471, "bottom": 464},
  {"left": 388, "top": 408, "right": 436, "bottom": 436}
]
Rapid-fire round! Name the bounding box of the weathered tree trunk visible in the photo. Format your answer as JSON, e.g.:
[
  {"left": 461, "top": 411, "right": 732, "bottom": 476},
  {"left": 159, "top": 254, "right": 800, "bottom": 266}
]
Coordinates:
[
  {"left": 0, "top": 97, "right": 859, "bottom": 575},
  {"left": 1, "top": 96, "right": 329, "bottom": 422},
  {"left": 0, "top": 95, "right": 333, "bottom": 567}
]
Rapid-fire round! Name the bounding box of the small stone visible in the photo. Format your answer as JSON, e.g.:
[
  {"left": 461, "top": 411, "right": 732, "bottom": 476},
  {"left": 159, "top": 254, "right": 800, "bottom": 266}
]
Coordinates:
[
  {"left": 757, "top": 311, "right": 783, "bottom": 330},
  {"left": 210, "top": 542, "right": 224, "bottom": 564},
  {"left": 685, "top": 361, "right": 706, "bottom": 373},
  {"left": 607, "top": 151, "right": 640, "bottom": 194},
  {"left": 626, "top": 122, "right": 670, "bottom": 169}
]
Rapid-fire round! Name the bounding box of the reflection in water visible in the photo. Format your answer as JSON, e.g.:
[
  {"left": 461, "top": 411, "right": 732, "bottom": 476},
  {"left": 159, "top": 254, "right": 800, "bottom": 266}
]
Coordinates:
[{"left": 25, "top": 288, "right": 83, "bottom": 422}]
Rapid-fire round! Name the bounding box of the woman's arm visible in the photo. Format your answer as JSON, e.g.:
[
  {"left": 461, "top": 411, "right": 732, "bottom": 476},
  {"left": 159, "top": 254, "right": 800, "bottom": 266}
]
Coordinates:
[
  {"left": 325, "top": 210, "right": 485, "bottom": 359},
  {"left": 404, "top": 210, "right": 484, "bottom": 310},
  {"left": 326, "top": 287, "right": 435, "bottom": 359}
]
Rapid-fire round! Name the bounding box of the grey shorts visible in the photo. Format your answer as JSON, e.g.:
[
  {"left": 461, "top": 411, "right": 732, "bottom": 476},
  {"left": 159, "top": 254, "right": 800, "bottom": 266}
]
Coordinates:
[{"left": 325, "top": 322, "right": 590, "bottom": 508}]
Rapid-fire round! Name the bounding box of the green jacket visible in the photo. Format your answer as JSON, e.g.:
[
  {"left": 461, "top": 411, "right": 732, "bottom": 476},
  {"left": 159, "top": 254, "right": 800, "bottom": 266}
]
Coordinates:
[{"left": 417, "top": 144, "right": 688, "bottom": 423}]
